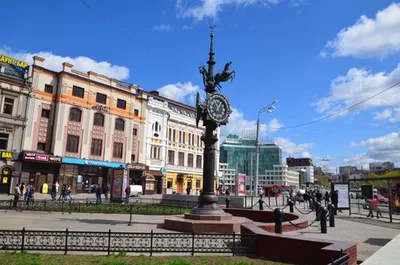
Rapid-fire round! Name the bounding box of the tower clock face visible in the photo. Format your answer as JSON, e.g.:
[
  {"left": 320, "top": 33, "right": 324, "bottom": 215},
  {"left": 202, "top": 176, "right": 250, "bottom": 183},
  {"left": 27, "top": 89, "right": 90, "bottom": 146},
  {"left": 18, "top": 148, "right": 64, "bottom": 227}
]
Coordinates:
[{"left": 206, "top": 94, "right": 230, "bottom": 123}]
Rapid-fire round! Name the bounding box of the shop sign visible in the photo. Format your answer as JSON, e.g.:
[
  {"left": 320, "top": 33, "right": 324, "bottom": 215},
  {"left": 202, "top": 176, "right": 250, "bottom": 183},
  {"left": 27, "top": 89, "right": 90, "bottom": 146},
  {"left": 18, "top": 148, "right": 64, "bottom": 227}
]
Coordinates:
[
  {"left": 92, "top": 104, "right": 109, "bottom": 113},
  {"left": 61, "top": 157, "right": 126, "bottom": 169},
  {"left": 160, "top": 167, "right": 167, "bottom": 175},
  {"left": 23, "top": 152, "right": 61, "bottom": 163},
  {"left": 1, "top": 167, "right": 12, "bottom": 176},
  {"left": 0, "top": 54, "right": 28, "bottom": 69},
  {"left": 0, "top": 151, "right": 13, "bottom": 160},
  {"left": 129, "top": 163, "right": 146, "bottom": 171},
  {"left": 225, "top": 134, "right": 240, "bottom": 144}
]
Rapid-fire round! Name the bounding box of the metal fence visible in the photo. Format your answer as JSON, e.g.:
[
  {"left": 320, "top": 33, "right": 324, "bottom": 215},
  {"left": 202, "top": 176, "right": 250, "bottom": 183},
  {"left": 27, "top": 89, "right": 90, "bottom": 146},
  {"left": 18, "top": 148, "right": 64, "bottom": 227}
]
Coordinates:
[
  {"left": 0, "top": 228, "right": 256, "bottom": 256},
  {"left": 0, "top": 199, "right": 196, "bottom": 215}
]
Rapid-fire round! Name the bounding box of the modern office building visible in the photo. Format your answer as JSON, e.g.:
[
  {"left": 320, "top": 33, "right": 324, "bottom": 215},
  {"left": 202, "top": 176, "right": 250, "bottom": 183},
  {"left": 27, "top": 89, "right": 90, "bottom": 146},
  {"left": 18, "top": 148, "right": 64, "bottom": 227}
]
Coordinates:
[
  {"left": 220, "top": 136, "right": 282, "bottom": 176},
  {"left": 286, "top": 157, "right": 314, "bottom": 184},
  {"left": 261, "top": 164, "right": 300, "bottom": 187},
  {"left": 219, "top": 162, "right": 236, "bottom": 192},
  {"left": 0, "top": 54, "right": 32, "bottom": 193}
]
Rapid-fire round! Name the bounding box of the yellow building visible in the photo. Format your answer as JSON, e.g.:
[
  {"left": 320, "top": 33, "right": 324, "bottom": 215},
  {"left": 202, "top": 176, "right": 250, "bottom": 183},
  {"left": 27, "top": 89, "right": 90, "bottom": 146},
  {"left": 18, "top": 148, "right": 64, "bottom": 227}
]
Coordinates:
[{"left": 144, "top": 91, "right": 220, "bottom": 194}]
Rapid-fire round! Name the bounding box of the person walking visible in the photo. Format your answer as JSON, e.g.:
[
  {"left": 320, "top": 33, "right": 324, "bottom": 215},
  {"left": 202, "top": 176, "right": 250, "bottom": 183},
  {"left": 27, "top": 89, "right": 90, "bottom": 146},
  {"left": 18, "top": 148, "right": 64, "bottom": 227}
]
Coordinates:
[
  {"left": 13, "top": 183, "right": 21, "bottom": 208},
  {"left": 324, "top": 191, "right": 330, "bottom": 206},
  {"left": 51, "top": 184, "right": 56, "bottom": 201},
  {"left": 59, "top": 184, "right": 66, "bottom": 201},
  {"left": 331, "top": 190, "right": 339, "bottom": 215},
  {"left": 303, "top": 191, "right": 310, "bottom": 209},
  {"left": 66, "top": 185, "right": 72, "bottom": 200},
  {"left": 102, "top": 185, "right": 109, "bottom": 201},
  {"left": 96, "top": 185, "right": 102, "bottom": 204},
  {"left": 316, "top": 190, "right": 322, "bottom": 203},
  {"left": 367, "top": 195, "right": 383, "bottom": 218},
  {"left": 55, "top": 181, "right": 59, "bottom": 193},
  {"left": 125, "top": 185, "right": 131, "bottom": 202}
]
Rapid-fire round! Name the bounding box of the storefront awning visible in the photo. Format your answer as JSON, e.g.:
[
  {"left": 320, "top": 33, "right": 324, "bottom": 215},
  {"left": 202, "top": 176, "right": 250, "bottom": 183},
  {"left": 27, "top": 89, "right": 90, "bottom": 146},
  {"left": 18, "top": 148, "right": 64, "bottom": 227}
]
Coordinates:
[
  {"left": 262, "top": 184, "right": 287, "bottom": 188},
  {"left": 149, "top": 170, "right": 163, "bottom": 177}
]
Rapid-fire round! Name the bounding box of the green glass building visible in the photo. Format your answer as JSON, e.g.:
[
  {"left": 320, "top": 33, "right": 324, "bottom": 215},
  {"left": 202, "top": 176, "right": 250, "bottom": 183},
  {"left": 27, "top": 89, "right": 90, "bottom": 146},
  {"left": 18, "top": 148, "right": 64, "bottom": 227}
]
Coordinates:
[{"left": 220, "top": 138, "right": 282, "bottom": 176}]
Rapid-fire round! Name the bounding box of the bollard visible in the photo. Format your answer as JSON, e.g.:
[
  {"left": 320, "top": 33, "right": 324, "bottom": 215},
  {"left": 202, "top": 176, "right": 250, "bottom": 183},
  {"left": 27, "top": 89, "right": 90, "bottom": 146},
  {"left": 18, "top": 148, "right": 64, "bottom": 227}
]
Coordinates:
[
  {"left": 128, "top": 204, "right": 133, "bottom": 226},
  {"left": 320, "top": 207, "right": 328, "bottom": 234},
  {"left": 315, "top": 201, "right": 321, "bottom": 221},
  {"left": 327, "top": 204, "right": 335, "bottom": 227},
  {"left": 225, "top": 197, "right": 230, "bottom": 209},
  {"left": 274, "top": 208, "right": 283, "bottom": 234},
  {"left": 289, "top": 200, "right": 294, "bottom": 213}
]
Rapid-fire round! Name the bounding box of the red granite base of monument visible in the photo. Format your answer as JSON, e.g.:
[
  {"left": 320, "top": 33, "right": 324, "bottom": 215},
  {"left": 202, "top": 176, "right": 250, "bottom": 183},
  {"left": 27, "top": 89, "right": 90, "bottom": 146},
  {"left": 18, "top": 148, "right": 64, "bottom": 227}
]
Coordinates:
[{"left": 163, "top": 213, "right": 253, "bottom": 233}]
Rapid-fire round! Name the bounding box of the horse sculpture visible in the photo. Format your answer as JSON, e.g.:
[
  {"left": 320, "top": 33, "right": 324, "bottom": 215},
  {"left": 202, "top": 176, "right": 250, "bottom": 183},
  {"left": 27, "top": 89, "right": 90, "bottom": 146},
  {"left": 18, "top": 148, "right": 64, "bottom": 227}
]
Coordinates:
[
  {"left": 214, "top": 61, "right": 235, "bottom": 89},
  {"left": 199, "top": 65, "right": 208, "bottom": 88}
]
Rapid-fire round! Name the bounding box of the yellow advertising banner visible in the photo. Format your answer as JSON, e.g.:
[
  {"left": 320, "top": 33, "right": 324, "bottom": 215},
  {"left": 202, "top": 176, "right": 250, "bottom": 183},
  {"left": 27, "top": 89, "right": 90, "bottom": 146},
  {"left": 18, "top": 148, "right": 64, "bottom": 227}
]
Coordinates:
[{"left": 0, "top": 54, "right": 28, "bottom": 69}]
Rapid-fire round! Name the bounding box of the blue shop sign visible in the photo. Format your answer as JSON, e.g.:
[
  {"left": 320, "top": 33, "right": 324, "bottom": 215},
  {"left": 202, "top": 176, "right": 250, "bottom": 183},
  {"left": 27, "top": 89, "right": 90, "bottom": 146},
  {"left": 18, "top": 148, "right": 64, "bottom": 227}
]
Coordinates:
[{"left": 61, "top": 157, "right": 126, "bottom": 169}]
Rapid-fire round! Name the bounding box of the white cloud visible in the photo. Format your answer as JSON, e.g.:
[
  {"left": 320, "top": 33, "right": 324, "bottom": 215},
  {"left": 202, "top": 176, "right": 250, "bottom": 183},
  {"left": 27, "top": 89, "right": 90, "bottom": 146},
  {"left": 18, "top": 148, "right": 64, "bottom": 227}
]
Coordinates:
[
  {"left": 274, "top": 137, "right": 313, "bottom": 158},
  {"left": 220, "top": 108, "right": 283, "bottom": 139},
  {"left": 176, "top": 0, "right": 281, "bottom": 21},
  {"left": 321, "top": 3, "right": 400, "bottom": 58},
  {"left": 373, "top": 109, "right": 392, "bottom": 121},
  {"left": 183, "top": 25, "right": 193, "bottom": 30},
  {"left": 290, "top": 0, "right": 307, "bottom": 8},
  {"left": 153, "top": 24, "right": 173, "bottom": 31},
  {"left": 0, "top": 46, "right": 129, "bottom": 80},
  {"left": 346, "top": 131, "right": 400, "bottom": 166},
  {"left": 313, "top": 65, "right": 400, "bottom": 117},
  {"left": 157, "top": 81, "right": 200, "bottom": 105}
]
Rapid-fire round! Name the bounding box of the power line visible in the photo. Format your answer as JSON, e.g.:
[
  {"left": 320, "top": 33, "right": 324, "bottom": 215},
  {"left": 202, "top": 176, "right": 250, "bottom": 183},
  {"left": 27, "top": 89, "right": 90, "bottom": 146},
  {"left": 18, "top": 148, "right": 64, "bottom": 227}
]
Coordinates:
[{"left": 281, "top": 80, "right": 400, "bottom": 130}]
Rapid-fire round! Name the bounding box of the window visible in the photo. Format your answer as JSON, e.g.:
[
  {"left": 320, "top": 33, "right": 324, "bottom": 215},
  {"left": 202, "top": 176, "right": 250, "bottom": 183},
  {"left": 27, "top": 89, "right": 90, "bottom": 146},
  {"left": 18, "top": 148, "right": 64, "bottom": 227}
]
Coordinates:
[
  {"left": 41, "top": 109, "right": 50, "bottom": 119},
  {"left": 188, "top": 133, "right": 191, "bottom": 146},
  {"left": 96, "top": 93, "right": 107, "bottom": 104},
  {"left": 44, "top": 84, "right": 53, "bottom": 93},
  {"left": 197, "top": 135, "right": 200, "bottom": 147},
  {"left": 134, "top": 109, "right": 139, "bottom": 116},
  {"left": 3, "top": 98, "right": 14, "bottom": 115},
  {"left": 183, "top": 132, "right": 186, "bottom": 144},
  {"left": 93, "top": 113, "right": 104, "bottom": 127},
  {"left": 90, "top": 138, "right": 102, "bottom": 156},
  {"left": 69, "top": 108, "right": 82, "bottom": 122},
  {"left": 178, "top": 152, "right": 185, "bottom": 166},
  {"left": 115, "top": 118, "right": 125, "bottom": 131},
  {"left": 131, "top": 154, "right": 136, "bottom": 163},
  {"left": 117, "top": 99, "right": 126, "bottom": 109},
  {"left": 173, "top": 129, "right": 176, "bottom": 142},
  {"left": 133, "top": 128, "right": 137, "bottom": 136},
  {"left": 66, "top": 135, "right": 79, "bottom": 153},
  {"left": 179, "top": 131, "right": 182, "bottom": 143},
  {"left": 196, "top": 155, "right": 202, "bottom": 168},
  {"left": 37, "top": 142, "right": 46, "bottom": 151},
  {"left": 113, "top": 142, "right": 123, "bottom": 158},
  {"left": 196, "top": 180, "right": 201, "bottom": 188},
  {"left": 151, "top": 146, "right": 161, "bottom": 160},
  {"left": 72, "top": 86, "right": 84, "bottom": 98},
  {"left": 192, "top": 134, "right": 195, "bottom": 146},
  {"left": 188, "top": 154, "right": 194, "bottom": 167},
  {"left": 152, "top": 122, "right": 161, "bottom": 132},
  {"left": 0, "top": 133, "right": 8, "bottom": 150},
  {"left": 168, "top": 128, "right": 172, "bottom": 141},
  {"left": 167, "top": 178, "right": 173, "bottom": 189},
  {"left": 168, "top": 150, "right": 175, "bottom": 165}
]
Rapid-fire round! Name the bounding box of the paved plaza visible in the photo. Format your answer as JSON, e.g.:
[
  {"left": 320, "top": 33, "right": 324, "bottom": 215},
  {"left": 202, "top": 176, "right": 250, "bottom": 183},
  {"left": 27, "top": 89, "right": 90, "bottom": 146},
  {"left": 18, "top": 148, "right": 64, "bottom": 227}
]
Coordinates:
[{"left": 1, "top": 205, "right": 399, "bottom": 263}]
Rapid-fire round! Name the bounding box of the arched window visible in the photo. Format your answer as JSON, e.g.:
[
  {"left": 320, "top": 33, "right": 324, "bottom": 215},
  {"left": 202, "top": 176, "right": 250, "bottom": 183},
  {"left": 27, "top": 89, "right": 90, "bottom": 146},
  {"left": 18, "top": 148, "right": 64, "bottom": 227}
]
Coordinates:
[
  {"left": 93, "top": 113, "right": 104, "bottom": 127},
  {"left": 115, "top": 118, "right": 125, "bottom": 131},
  {"left": 152, "top": 122, "right": 161, "bottom": 132},
  {"left": 69, "top": 108, "right": 82, "bottom": 122}
]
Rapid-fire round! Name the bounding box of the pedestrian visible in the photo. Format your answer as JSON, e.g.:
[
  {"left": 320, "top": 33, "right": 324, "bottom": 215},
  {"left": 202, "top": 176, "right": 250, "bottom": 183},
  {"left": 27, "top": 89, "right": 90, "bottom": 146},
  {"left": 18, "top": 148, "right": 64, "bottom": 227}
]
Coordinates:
[
  {"left": 331, "top": 190, "right": 339, "bottom": 215},
  {"left": 367, "top": 195, "right": 382, "bottom": 218},
  {"left": 102, "top": 185, "right": 109, "bottom": 201},
  {"left": 24, "top": 184, "right": 30, "bottom": 201},
  {"left": 59, "top": 184, "right": 66, "bottom": 201},
  {"left": 186, "top": 186, "right": 191, "bottom": 195},
  {"left": 303, "top": 191, "right": 309, "bottom": 209},
  {"left": 96, "top": 185, "right": 102, "bottom": 204},
  {"left": 125, "top": 186, "right": 131, "bottom": 202},
  {"left": 66, "top": 185, "right": 72, "bottom": 200},
  {"left": 316, "top": 190, "right": 322, "bottom": 203},
  {"left": 55, "top": 181, "right": 59, "bottom": 193},
  {"left": 21, "top": 183, "right": 26, "bottom": 198},
  {"left": 324, "top": 191, "right": 330, "bottom": 206},
  {"left": 13, "top": 183, "right": 21, "bottom": 208},
  {"left": 51, "top": 184, "right": 56, "bottom": 201}
]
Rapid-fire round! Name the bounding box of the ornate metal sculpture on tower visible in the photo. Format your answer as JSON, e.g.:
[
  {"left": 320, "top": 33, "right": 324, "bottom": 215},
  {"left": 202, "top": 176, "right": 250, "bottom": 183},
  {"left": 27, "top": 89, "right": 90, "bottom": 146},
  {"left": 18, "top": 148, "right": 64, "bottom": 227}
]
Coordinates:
[{"left": 192, "top": 25, "right": 234, "bottom": 215}]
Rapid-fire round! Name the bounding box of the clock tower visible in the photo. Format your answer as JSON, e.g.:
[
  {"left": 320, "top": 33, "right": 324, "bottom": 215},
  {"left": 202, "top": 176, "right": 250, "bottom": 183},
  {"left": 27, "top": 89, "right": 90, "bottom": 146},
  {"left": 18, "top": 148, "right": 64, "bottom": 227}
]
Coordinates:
[{"left": 192, "top": 26, "right": 234, "bottom": 215}]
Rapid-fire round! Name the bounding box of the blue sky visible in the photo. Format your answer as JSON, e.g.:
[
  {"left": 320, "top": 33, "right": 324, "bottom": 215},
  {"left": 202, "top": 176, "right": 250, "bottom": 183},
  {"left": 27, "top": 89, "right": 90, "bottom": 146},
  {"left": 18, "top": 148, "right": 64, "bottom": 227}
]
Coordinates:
[{"left": 2, "top": 0, "right": 400, "bottom": 171}]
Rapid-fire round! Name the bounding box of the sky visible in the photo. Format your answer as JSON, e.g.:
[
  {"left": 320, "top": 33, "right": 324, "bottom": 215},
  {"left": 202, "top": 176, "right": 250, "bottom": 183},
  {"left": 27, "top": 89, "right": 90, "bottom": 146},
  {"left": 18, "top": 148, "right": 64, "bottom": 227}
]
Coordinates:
[{"left": 2, "top": 0, "right": 400, "bottom": 171}]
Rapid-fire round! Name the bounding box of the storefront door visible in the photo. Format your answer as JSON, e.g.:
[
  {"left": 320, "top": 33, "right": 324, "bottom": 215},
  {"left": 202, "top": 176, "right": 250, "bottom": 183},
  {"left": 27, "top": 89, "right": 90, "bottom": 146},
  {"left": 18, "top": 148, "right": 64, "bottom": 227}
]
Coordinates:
[{"left": 0, "top": 175, "right": 10, "bottom": 194}]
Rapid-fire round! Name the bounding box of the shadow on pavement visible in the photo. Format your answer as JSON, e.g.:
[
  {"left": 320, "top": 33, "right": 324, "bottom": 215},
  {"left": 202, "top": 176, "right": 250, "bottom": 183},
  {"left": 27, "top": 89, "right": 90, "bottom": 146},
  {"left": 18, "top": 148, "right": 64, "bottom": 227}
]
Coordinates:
[
  {"left": 337, "top": 216, "right": 400, "bottom": 230},
  {"left": 363, "top": 238, "right": 392, "bottom": 247},
  {"left": 60, "top": 218, "right": 162, "bottom": 226}
]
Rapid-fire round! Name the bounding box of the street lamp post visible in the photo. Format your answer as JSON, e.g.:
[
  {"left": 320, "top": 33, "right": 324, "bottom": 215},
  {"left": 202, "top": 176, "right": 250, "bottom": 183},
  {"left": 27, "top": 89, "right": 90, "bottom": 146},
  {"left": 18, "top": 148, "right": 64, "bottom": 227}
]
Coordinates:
[{"left": 255, "top": 101, "right": 277, "bottom": 197}]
